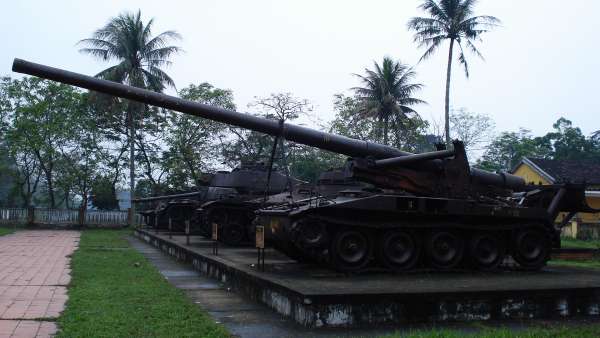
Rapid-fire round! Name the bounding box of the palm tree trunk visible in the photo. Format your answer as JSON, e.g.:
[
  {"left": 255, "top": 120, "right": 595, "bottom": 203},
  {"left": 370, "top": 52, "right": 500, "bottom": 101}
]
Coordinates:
[
  {"left": 383, "top": 115, "right": 389, "bottom": 145},
  {"left": 128, "top": 103, "right": 136, "bottom": 226},
  {"left": 444, "top": 39, "right": 455, "bottom": 147}
]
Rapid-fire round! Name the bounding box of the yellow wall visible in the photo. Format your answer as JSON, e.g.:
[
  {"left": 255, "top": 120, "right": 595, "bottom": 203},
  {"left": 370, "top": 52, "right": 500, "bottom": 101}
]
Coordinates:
[
  {"left": 513, "top": 163, "right": 600, "bottom": 224},
  {"left": 512, "top": 164, "right": 551, "bottom": 185}
]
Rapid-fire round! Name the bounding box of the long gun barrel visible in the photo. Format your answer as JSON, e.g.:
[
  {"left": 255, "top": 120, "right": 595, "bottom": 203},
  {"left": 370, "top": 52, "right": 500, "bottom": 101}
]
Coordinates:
[
  {"left": 133, "top": 192, "right": 203, "bottom": 203},
  {"left": 11, "top": 58, "right": 525, "bottom": 190}
]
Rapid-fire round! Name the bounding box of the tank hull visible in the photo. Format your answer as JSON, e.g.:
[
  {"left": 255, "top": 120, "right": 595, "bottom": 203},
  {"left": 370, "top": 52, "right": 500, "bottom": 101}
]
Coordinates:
[{"left": 257, "top": 194, "right": 559, "bottom": 272}]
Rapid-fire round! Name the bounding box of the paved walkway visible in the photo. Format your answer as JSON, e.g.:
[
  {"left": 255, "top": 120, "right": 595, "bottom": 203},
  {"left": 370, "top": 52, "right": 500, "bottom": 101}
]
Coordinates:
[
  {"left": 0, "top": 231, "right": 79, "bottom": 338},
  {"left": 128, "top": 235, "right": 394, "bottom": 338}
]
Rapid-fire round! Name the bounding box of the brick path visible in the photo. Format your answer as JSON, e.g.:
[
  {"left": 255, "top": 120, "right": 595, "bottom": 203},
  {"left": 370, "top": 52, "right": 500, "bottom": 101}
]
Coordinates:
[{"left": 0, "top": 231, "right": 79, "bottom": 338}]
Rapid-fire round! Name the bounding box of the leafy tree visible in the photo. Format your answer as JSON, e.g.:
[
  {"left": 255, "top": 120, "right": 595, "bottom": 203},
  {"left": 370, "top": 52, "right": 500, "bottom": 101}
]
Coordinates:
[
  {"left": 329, "top": 94, "right": 434, "bottom": 153},
  {"left": 476, "top": 129, "right": 551, "bottom": 172},
  {"left": 56, "top": 99, "right": 106, "bottom": 215},
  {"left": 163, "top": 83, "right": 233, "bottom": 190},
  {"left": 352, "top": 57, "right": 425, "bottom": 145},
  {"left": 288, "top": 147, "right": 345, "bottom": 183},
  {"left": 4, "top": 77, "right": 84, "bottom": 208},
  {"left": 542, "top": 118, "right": 600, "bottom": 161},
  {"left": 91, "top": 176, "right": 120, "bottom": 210},
  {"left": 477, "top": 118, "right": 600, "bottom": 172},
  {"left": 78, "top": 10, "right": 181, "bottom": 219},
  {"left": 408, "top": 0, "right": 500, "bottom": 146},
  {"left": 0, "top": 77, "right": 12, "bottom": 135}
]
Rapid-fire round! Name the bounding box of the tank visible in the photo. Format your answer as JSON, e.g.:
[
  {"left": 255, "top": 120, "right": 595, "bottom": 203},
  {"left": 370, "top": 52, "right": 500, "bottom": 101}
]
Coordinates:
[
  {"left": 200, "top": 167, "right": 366, "bottom": 247},
  {"left": 135, "top": 163, "right": 297, "bottom": 245},
  {"left": 13, "top": 58, "right": 599, "bottom": 272},
  {"left": 136, "top": 191, "right": 214, "bottom": 232},
  {"left": 193, "top": 163, "right": 302, "bottom": 245}
]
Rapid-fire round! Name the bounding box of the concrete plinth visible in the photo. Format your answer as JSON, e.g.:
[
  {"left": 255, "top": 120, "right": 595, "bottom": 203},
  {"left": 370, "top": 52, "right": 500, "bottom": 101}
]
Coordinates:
[{"left": 134, "top": 229, "right": 600, "bottom": 328}]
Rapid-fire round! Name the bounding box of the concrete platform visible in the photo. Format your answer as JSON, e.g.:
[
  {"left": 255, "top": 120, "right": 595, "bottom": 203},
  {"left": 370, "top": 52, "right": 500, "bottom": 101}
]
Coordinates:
[{"left": 135, "top": 228, "right": 600, "bottom": 328}]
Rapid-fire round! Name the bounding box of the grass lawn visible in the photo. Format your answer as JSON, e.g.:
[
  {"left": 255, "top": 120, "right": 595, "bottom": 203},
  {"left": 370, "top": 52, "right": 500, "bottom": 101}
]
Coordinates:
[
  {"left": 560, "top": 237, "right": 600, "bottom": 249},
  {"left": 56, "top": 228, "right": 229, "bottom": 338},
  {"left": 0, "top": 227, "right": 14, "bottom": 236},
  {"left": 549, "top": 259, "right": 600, "bottom": 269},
  {"left": 380, "top": 321, "right": 600, "bottom": 338}
]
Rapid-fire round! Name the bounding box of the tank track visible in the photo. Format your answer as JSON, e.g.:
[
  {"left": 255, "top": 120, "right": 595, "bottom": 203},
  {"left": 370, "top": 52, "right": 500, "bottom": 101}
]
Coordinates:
[{"left": 287, "top": 217, "right": 555, "bottom": 273}]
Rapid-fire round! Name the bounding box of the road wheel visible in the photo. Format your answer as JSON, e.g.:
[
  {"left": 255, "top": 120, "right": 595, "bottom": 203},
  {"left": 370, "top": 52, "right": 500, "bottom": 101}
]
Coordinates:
[
  {"left": 469, "top": 232, "right": 505, "bottom": 270},
  {"left": 378, "top": 230, "right": 421, "bottom": 271},
  {"left": 512, "top": 228, "right": 550, "bottom": 270},
  {"left": 330, "top": 229, "right": 371, "bottom": 272},
  {"left": 426, "top": 230, "right": 464, "bottom": 270}
]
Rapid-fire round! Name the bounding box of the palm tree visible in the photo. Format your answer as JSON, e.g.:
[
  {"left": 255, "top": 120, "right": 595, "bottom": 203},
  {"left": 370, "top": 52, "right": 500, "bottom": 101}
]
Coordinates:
[
  {"left": 78, "top": 10, "right": 181, "bottom": 224},
  {"left": 352, "top": 57, "right": 425, "bottom": 145},
  {"left": 408, "top": 0, "right": 499, "bottom": 147}
]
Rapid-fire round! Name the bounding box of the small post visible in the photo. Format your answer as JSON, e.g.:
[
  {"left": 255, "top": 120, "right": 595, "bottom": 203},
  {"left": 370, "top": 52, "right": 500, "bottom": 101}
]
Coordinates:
[
  {"left": 256, "top": 226, "right": 265, "bottom": 272},
  {"left": 185, "top": 220, "right": 190, "bottom": 245},
  {"left": 168, "top": 218, "right": 172, "bottom": 239},
  {"left": 212, "top": 223, "right": 219, "bottom": 255},
  {"left": 27, "top": 207, "right": 35, "bottom": 227},
  {"left": 154, "top": 216, "right": 158, "bottom": 234}
]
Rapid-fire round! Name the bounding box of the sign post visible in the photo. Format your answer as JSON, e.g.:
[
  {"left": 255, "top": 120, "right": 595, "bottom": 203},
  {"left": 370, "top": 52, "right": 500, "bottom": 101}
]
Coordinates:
[
  {"left": 212, "top": 223, "right": 219, "bottom": 255},
  {"left": 185, "top": 220, "right": 190, "bottom": 245},
  {"left": 256, "top": 226, "right": 265, "bottom": 271}
]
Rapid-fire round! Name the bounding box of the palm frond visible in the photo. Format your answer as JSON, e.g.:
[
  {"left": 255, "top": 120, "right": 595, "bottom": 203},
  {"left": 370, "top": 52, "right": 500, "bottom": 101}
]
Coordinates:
[
  {"left": 417, "top": 37, "right": 444, "bottom": 61},
  {"left": 456, "top": 41, "right": 470, "bottom": 77},
  {"left": 145, "top": 31, "right": 182, "bottom": 52},
  {"left": 419, "top": 0, "right": 449, "bottom": 21},
  {"left": 144, "top": 46, "right": 183, "bottom": 62},
  {"left": 80, "top": 10, "right": 181, "bottom": 93}
]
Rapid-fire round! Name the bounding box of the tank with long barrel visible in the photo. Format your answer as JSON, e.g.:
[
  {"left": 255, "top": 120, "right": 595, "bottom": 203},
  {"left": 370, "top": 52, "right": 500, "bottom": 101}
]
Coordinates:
[
  {"left": 133, "top": 163, "right": 300, "bottom": 243},
  {"left": 12, "top": 58, "right": 524, "bottom": 194},
  {"left": 12, "top": 58, "right": 598, "bottom": 273}
]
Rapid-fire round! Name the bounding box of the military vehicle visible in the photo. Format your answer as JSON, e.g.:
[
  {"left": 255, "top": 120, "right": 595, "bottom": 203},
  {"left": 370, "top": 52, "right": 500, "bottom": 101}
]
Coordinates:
[
  {"left": 135, "top": 163, "right": 297, "bottom": 245},
  {"left": 136, "top": 192, "right": 209, "bottom": 232},
  {"left": 13, "top": 58, "right": 599, "bottom": 273},
  {"left": 200, "top": 167, "right": 366, "bottom": 248}
]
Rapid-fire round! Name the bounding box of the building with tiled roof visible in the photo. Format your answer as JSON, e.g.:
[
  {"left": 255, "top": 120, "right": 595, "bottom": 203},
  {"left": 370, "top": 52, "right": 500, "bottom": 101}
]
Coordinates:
[{"left": 512, "top": 157, "right": 600, "bottom": 231}]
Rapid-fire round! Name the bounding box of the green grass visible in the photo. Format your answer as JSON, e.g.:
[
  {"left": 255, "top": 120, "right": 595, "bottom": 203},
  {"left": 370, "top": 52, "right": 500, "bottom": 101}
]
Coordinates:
[
  {"left": 56, "top": 229, "right": 230, "bottom": 338},
  {"left": 560, "top": 237, "right": 600, "bottom": 249},
  {"left": 380, "top": 322, "right": 600, "bottom": 338},
  {"left": 0, "top": 227, "right": 15, "bottom": 236},
  {"left": 549, "top": 259, "right": 600, "bottom": 269}
]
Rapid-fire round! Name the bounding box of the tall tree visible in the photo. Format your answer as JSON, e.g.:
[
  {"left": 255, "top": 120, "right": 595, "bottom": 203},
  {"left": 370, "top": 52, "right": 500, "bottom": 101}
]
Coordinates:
[
  {"left": 542, "top": 118, "right": 600, "bottom": 161},
  {"left": 329, "top": 93, "right": 434, "bottom": 152},
  {"left": 476, "top": 129, "right": 551, "bottom": 173},
  {"left": 4, "top": 77, "right": 83, "bottom": 208},
  {"left": 408, "top": 0, "right": 500, "bottom": 147},
  {"left": 352, "top": 57, "right": 425, "bottom": 145},
  {"left": 163, "top": 83, "right": 233, "bottom": 190},
  {"left": 449, "top": 108, "right": 495, "bottom": 156},
  {"left": 78, "top": 10, "right": 181, "bottom": 223}
]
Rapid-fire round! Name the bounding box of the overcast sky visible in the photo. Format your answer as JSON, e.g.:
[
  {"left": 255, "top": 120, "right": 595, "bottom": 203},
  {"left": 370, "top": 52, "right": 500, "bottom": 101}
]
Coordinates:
[{"left": 1, "top": 0, "right": 598, "bottom": 138}]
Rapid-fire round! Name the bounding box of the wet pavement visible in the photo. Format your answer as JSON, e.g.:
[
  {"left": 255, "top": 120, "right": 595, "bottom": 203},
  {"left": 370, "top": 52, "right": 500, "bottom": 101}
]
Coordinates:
[
  {"left": 0, "top": 230, "right": 79, "bottom": 338},
  {"left": 128, "top": 235, "right": 395, "bottom": 338}
]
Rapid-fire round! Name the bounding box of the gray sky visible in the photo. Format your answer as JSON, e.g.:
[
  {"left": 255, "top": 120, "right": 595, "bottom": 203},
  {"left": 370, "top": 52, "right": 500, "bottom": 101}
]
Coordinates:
[{"left": 2, "top": 0, "right": 598, "bottom": 138}]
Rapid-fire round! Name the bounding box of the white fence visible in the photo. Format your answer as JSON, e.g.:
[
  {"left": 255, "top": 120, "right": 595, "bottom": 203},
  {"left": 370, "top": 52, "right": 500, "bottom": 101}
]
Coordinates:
[
  {"left": 0, "top": 208, "right": 27, "bottom": 223},
  {"left": 0, "top": 208, "right": 138, "bottom": 227}
]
